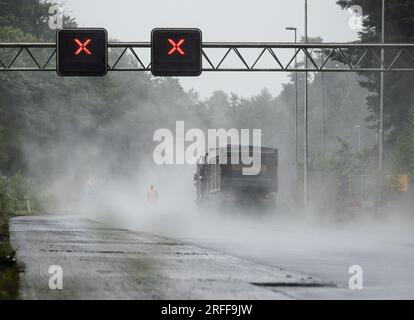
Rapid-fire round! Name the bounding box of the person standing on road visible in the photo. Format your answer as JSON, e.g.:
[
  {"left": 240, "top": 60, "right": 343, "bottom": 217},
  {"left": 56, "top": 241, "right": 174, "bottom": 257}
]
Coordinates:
[
  {"left": 86, "top": 174, "right": 97, "bottom": 199},
  {"left": 147, "top": 184, "right": 159, "bottom": 205}
]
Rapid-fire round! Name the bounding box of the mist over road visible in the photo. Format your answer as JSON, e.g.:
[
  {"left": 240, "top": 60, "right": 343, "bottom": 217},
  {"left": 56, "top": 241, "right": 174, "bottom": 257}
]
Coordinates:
[
  {"left": 115, "top": 209, "right": 414, "bottom": 299},
  {"left": 10, "top": 215, "right": 334, "bottom": 300}
]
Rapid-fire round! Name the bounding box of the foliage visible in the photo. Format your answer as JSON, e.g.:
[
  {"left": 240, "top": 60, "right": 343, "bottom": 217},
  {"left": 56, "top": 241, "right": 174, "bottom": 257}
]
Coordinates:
[
  {"left": 337, "top": 0, "right": 414, "bottom": 172},
  {"left": 0, "top": 174, "right": 20, "bottom": 300},
  {"left": 306, "top": 138, "right": 378, "bottom": 214},
  {"left": 0, "top": 0, "right": 76, "bottom": 40},
  {"left": 0, "top": 0, "right": 391, "bottom": 217},
  {"left": 311, "top": 138, "right": 377, "bottom": 178},
  {"left": 0, "top": 173, "right": 44, "bottom": 219},
  {"left": 391, "top": 110, "right": 414, "bottom": 177},
  {"left": 0, "top": 172, "right": 42, "bottom": 300},
  {"left": 0, "top": 175, "right": 17, "bottom": 220}
]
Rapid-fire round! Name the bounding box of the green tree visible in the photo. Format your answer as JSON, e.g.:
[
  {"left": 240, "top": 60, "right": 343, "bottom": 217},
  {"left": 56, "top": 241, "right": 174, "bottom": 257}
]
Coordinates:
[
  {"left": 0, "top": 0, "right": 76, "bottom": 40},
  {"left": 337, "top": 0, "right": 414, "bottom": 164},
  {"left": 392, "top": 109, "right": 414, "bottom": 176}
]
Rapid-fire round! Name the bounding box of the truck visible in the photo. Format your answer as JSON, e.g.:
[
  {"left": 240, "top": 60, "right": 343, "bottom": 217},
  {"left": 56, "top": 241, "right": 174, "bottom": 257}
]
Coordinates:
[{"left": 193, "top": 145, "right": 278, "bottom": 210}]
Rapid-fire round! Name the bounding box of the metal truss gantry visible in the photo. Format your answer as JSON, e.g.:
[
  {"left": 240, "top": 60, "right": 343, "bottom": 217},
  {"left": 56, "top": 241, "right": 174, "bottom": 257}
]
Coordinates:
[{"left": 2, "top": 42, "right": 414, "bottom": 72}]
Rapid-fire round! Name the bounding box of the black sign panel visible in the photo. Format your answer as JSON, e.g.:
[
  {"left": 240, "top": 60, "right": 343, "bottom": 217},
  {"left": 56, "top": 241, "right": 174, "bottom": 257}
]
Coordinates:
[
  {"left": 57, "top": 28, "right": 108, "bottom": 76},
  {"left": 151, "top": 28, "right": 202, "bottom": 76}
]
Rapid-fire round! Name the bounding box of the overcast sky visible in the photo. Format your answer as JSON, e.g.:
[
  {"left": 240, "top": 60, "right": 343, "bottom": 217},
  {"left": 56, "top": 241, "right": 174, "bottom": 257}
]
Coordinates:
[{"left": 63, "top": 0, "right": 359, "bottom": 98}]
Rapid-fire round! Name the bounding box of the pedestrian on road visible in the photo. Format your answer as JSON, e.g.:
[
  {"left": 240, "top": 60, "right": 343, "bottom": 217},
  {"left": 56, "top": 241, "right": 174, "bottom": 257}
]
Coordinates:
[{"left": 147, "top": 184, "right": 159, "bottom": 205}]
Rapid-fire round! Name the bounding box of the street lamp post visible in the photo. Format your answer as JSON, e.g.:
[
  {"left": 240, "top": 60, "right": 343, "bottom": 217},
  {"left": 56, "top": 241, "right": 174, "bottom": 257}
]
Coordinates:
[
  {"left": 321, "top": 51, "right": 326, "bottom": 157},
  {"left": 315, "top": 49, "right": 326, "bottom": 156},
  {"left": 286, "top": 27, "right": 298, "bottom": 175},
  {"left": 304, "top": 0, "right": 309, "bottom": 208},
  {"left": 379, "top": 0, "right": 385, "bottom": 170}
]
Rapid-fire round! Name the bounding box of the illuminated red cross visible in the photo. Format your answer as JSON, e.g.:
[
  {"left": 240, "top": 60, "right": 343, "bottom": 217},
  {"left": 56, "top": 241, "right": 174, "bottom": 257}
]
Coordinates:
[
  {"left": 167, "top": 38, "right": 185, "bottom": 56},
  {"left": 74, "top": 38, "right": 92, "bottom": 55}
]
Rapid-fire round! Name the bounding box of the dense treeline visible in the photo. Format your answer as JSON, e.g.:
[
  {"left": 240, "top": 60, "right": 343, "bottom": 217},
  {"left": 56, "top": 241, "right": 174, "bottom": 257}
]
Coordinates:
[
  {"left": 1, "top": 0, "right": 402, "bottom": 214},
  {"left": 338, "top": 0, "right": 414, "bottom": 176}
]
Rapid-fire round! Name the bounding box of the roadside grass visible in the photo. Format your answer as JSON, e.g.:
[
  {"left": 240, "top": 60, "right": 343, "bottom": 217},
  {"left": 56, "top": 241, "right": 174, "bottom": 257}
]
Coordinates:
[
  {"left": 0, "top": 205, "right": 42, "bottom": 300},
  {"left": 0, "top": 173, "right": 48, "bottom": 299},
  {"left": 0, "top": 215, "right": 19, "bottom": 300}
]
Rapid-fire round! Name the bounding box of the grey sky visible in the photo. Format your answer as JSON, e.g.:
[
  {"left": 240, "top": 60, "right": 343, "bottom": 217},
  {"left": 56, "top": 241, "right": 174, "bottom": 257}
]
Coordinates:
[{"left": 63, "top": 0, "right": 359, "bottom": 98}]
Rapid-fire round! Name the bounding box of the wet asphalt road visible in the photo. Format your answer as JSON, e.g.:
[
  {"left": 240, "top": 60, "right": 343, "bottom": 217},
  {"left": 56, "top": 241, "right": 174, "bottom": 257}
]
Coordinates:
[
  {"left": 136, "top": 212, "right": 414, "bottom": 299},
  {"left": 109, "top": 209, "right": 414, "bottom": 300},
  {"left": 10, "top": 215, "right": 331, "bottom": 300}
]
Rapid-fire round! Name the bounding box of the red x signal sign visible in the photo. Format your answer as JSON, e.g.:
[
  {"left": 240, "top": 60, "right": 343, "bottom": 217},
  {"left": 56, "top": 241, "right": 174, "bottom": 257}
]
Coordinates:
[
  {"left": 57, "top": 28, "right": 108, "bottom": 77},
  {"left": 74, "top": 38, "right": 92, "bottom": 55},
  {"left": 151, "top": 28, "right": 202, "bottom": 76},
  {"left": 168, "top": 39, "right": 185, "bottom": 55}
]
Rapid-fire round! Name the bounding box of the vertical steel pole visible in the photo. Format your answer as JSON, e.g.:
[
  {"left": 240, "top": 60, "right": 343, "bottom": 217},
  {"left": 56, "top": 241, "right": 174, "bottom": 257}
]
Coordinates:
[
  {"left": 379, "top": 0, "right": 385, "bottom": 171},
  {"left": 294, "top": 30, "right": 298, "bottom": 176},
  {"left": 286, "top": 27, "right": 298, "bottom": 177},
  {"left": 321, "top": 51, "right": 326, "bottom": 157},
  {"left": 304, "top": 0, "right": 309, "bottom": 208}
]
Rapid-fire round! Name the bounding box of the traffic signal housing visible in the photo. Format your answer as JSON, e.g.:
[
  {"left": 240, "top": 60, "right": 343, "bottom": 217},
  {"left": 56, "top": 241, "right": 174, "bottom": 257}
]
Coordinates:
[
  {"left": 151, "top": 28, "right": 202, "bottom": 77},
  {"left": 57, "top": 28, "right": 108, "bottom": 76}
]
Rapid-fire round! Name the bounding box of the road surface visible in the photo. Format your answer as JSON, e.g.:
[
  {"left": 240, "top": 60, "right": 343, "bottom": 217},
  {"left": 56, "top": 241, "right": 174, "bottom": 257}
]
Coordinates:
[
  {"left": 11, "top": 211, "right": 414, "bottom": 299},
  {"left": 10, "top": 215, "right": 333, "bottom": 300},
  {"left": 123, "top": 210, "right": 414, "bottom": 299}
]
